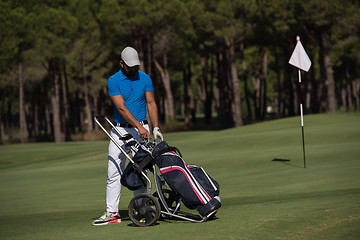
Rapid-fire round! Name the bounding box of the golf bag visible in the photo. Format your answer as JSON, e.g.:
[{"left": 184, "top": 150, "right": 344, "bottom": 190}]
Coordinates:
[{"left": 152, "top": 141, "right": 221, "bottom": 217}]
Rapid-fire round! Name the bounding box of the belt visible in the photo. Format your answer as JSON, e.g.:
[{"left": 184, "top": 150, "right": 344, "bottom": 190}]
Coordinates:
[{"left": 116, "top": 120, "right": 148, "bottom": 128}]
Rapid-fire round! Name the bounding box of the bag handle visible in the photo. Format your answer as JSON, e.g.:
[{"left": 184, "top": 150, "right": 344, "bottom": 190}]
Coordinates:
[{"left": 152, "top": 146, "right": 182, "bottom": 158}]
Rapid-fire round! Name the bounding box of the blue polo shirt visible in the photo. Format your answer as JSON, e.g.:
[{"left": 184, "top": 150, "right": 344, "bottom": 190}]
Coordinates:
[{"left": 107, "top": 69, "right": 154, "bottom": 124}]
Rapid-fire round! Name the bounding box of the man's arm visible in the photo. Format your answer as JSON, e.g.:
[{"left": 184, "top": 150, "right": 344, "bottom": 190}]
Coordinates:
[
  {"left": 110, "top": 95, "right": 150, "bottom": 140},
  {"left": 145, "top": 91, "right": 159, "bottom": 128},
  {"left": 145, "top": 91, "right": 163, "bottom": 140}
]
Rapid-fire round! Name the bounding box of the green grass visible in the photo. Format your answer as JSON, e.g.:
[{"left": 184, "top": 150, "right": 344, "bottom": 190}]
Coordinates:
[{"left": 0, "top": 113, "right": 359, "bottom": 240}]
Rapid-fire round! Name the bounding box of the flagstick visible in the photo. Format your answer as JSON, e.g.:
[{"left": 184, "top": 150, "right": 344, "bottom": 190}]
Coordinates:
[
  {"left": 298, "top": 65, "right": 306, "bottom": 168},
  {"left": 300, "top": 99, "right": 306, "bottom": 168},
  {"left": 289, "top": 35, "right": 310, "bottom": 168}
]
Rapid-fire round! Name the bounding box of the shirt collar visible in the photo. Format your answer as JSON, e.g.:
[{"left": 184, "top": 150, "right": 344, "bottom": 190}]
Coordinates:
[{"left": 119, "top": 68, "right": 140, "bottom": 81}]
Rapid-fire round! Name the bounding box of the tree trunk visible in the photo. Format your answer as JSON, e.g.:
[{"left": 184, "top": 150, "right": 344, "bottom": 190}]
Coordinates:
[
  {"left": 0, "top": 113, "right": 3, "bottom": 144},
  {"left": 183, "top": 67, "right": 190, "bottom": 124},
  {"left": 252, "top": 75, "right": 261, "bottom": 118},
  {"left": 353, "top": 78, "right": 360, "bottom": 110},
  {"left": 324, "top": 54, "right": 337, "bottom": 113},
  {"left": 0, "top": 95, "right": 4, "bottom": 143},
  {"left": 45, "top": 103, "right": 52, "bottom": 136},
  {"left": 135, "top": 39, "right": 145, "bottom": 72},
  {"left": 183, "top": 62, "right": 195, "bottom": 125},
  {"left": 240, "top": 42, "right": 252, "bottom": 120},
  {"left": 252, "top": 48, "right": 264, "bottom": 119},
  {"left": 34, "top": 105, "right": 39, "bottom": 137},
  {"left": 293, "top": 76, "right": 298, "bottom": 116},
  {"left": 24, "top": 104, "right": 31, "bottom": 138},
  {"left": 51, "top": 69, "right": 62, "bottom": 142},
  {"left": 320, "top": 34, "right": 337, "bottom": 113},
  {"left": 201, "top": 56, "right": 213, "bottom": 124},
  {"left": 146, "top": 38, "right": 152, "bottom": 76},
  {"left": 153, "top": 53, "right": 175, "bottom": 121},
  {"left": 93, "top": 92, "right": 99, "bottom": 130},
  {"left": 75, "top": 90, "right": 83, "bottom": 133},
  {"left": 306, "top": 79, "right": 312, "bottom": 111},
  {"left": 261, "top": 49, "right": 268, "bottom": 118},
  {"left": 216, "top": 48, "right": 233, "bottom": 128},
  {"left": 19, "top": 63, "right": 27, "bottom": 143},
  {"left": 341, "top": 87, "right": 347, "bottom": 110},
  {"left": 82, "top": 60, "right": 93, "bottom": 133},
  {"left": 346, "top": 69, "right": 353, "bottom": 110},
  {"left": 318, "top": 51, "right": 328, "bottom": 113},
  {"left": 188, "top": 64, "right": 195, "bottom": 123},
  {"left": 284, "top": 57, "right": 295, "bottom": 116},
  {"left": 62, "top": 64, "right": 70, "bottom": 139},
  {"left": 309, "top": 57, "right": 319, "bottom": 113},
  {"left": 225, "top": 36, "right": 243, "bottom": 127},
  {"left": 205, "top": 55, "right": 215, "bottom": 124}
]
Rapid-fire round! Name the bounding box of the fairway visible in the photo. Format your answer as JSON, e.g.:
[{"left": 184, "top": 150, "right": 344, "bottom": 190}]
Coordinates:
[{"left": 0, "top": 113, "right": 359, "bottom": 240}]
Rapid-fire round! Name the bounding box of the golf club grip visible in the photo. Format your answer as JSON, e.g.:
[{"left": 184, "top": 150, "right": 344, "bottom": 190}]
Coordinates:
[
  {"left": 120, "top": 134, "right": 133, "bottom": 140},
  {"left": 94, "top": 114, "right": 106, "bottom": 119}
]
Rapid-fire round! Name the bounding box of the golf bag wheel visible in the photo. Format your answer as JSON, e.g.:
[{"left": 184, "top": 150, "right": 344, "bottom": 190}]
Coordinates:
[
  {"left": 153, "top": 189, "right": 180, "bottom": 211},
  {"left": 128, "top": 193, "right": 161, "bottom": 227}
]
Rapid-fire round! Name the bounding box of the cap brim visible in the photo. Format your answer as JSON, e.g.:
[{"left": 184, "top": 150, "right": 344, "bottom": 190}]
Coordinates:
[{"left": 124, "top": 60, "right": 140, "bottom": 67}]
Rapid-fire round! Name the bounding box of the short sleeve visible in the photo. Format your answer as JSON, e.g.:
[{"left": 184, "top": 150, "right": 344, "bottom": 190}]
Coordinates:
[
  {"left": 144, "top": 74, "right": 154, "bottom": 92},
  {"left": 107, "top": 76, "right": 121, "bottom": 97}
]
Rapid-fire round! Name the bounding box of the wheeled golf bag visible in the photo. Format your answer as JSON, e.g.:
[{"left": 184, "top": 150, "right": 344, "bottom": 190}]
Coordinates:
[{"left": 152, "top": 141, "right": 221, "bottom": 217}]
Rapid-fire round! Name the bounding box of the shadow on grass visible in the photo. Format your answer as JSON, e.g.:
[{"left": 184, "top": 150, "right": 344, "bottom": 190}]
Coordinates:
[
  {"left": 119, "top": 210, "right": 130, "bottom": 221},
  {"left": 125, "top": 209, "right": 220, "bottom": 227},
  {"left": 272, "top": 158, "right": 304, "bottom": 168}
]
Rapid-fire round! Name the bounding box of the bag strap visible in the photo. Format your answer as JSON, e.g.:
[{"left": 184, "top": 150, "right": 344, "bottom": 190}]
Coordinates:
[{"left": 170, "top": 146, "right": 182, "bottom": 157}]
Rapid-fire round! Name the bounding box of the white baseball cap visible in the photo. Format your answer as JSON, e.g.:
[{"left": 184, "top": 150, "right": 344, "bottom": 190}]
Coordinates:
[{"left": 121, "top": 47, "right": 140, "bottom": 67}]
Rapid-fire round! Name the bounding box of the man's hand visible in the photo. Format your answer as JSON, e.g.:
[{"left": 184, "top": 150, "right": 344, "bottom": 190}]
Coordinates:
[
  {"left": 138, "top": 125, "right": 150, "bottom": 141},
  {"left": 153, "top": 127, "right": 163, "bottom": 141}
]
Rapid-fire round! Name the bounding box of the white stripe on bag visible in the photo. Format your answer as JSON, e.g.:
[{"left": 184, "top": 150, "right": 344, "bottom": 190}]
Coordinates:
[
  {"left": 201, "top": 167, "right": 218, "bottom": 191},
  {"left": 163, "top": 152, "right": 212, "bottom": 202},
  {"left": 160, "top": 165, "right": 210, "bottom": 203}
]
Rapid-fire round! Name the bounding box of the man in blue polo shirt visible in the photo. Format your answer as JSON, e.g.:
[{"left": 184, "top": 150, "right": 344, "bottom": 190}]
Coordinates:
[{"left": 92, "top": 47, "right": 163, "bottom": 226}]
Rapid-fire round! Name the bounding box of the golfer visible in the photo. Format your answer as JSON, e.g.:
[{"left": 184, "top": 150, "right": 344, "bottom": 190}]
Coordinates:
[{"left": 92, "top": 46, "right": 163, "bottom": 225}]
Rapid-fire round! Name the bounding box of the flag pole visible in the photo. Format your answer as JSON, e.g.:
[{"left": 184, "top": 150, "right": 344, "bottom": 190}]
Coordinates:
[{"left": 296, "top": 36, "right": 306, "bottom": 168}]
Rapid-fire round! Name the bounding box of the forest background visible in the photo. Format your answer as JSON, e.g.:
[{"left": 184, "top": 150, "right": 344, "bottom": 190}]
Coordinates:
[{"left": 1, "top": 0, "right": 359, "bottom": 143}]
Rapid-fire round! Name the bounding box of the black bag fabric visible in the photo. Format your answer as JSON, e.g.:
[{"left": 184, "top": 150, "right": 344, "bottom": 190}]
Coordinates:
[
  {"left": 120, "top": 146, "right": 150, "bottom": 191},
  {"left": 152, "top": 141, "right": 221, "bottom": 216},
  {"left": 189, "top": 165, "right": 220, "bottom": 198}
]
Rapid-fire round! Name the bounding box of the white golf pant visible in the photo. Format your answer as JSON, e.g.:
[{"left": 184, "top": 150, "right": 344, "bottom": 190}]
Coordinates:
[{"left": 106, "top": 124, "right": 149, "bottom": 213}]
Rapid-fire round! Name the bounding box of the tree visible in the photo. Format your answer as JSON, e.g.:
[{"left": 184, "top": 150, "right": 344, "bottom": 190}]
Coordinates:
[
  {"left": 0, "top": 2, "right": 38, "bottom": 142},
  {"left": 1, "top": 0, "right": 360, "bottom": 144},
  {"left": 298, "top": 0, "right": 359, "bottom": 113},
  {"left": 205, "top": 0, "right": 249, "bottom": 127},
  {"left": 68, "top": 0, "right": 109, "bottom": 134},
  {"left": 152, "top": 1, "right": 180, "bottom": 121},
  {"left": 34, "top": 3, "right": 78, "bottom": 142},
  {"left": 153, "top": 33, "right": 176, "bottom": 121}
]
